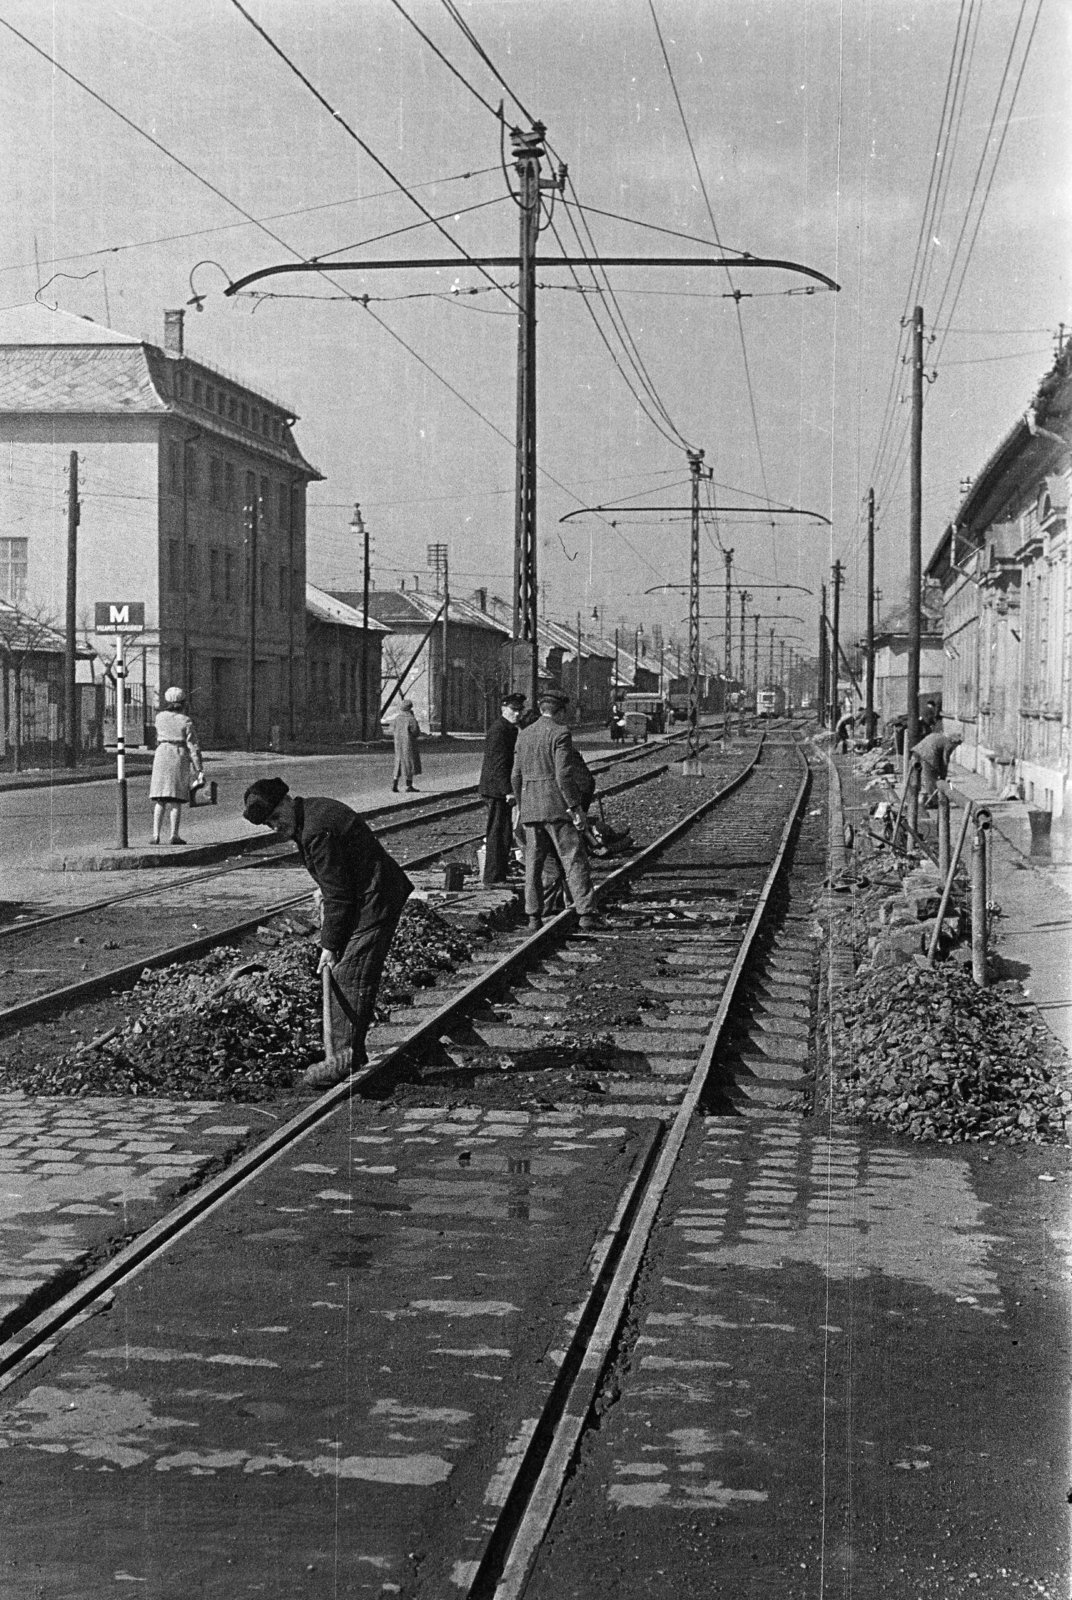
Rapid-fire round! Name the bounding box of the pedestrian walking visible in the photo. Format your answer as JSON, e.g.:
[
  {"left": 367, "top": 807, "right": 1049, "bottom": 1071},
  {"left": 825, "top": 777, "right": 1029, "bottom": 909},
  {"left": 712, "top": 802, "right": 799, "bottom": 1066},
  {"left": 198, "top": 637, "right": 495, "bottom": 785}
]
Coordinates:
[
  {"left": 478, "top": 691, "right": 526, "bottom": 885},
  {"left": 835, "top": 708, "right": 855, "bottom": 753},
  {"left": 149, "top": 686, "right": 204, "bottom": 845},
  {"left": 242, "top": 778, "right": 413, "bottom": 1088},
  {"left": 510, "top": 688, "right": 600, "bottom": 930},
  {"left": 910, "top": 729, "right": 963, "bottom": 806},
  {"left": 391, "top": 699, "right": 422, "bottom": 792}
]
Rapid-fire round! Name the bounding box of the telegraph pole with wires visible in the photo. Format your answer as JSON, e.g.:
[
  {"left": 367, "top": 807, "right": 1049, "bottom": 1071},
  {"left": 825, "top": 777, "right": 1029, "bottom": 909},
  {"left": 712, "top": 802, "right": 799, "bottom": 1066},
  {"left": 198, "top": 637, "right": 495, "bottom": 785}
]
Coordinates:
[
  {"left": 64, "top": 451, "right": 79, "bottom": 769},
  {"left": 825, "top": 582, "right": 832, "bottom": 726},
  {"left": 739, "top": 590, "right": 749, "bottom": 693},
  {"left": 510, "top": 123, "right": 566, "bottom": 707},
  {"left": 683, "top": 447, "right": 709, "bottom": 773},
  {"left": 907, "top": 304, "right": 924, "bottom": 754},
  {"left": 829, "top": 559, "right": 843, "bottom": 725},
  {"left": 752, "top": 614, "right": 760, "bottom": 699}
]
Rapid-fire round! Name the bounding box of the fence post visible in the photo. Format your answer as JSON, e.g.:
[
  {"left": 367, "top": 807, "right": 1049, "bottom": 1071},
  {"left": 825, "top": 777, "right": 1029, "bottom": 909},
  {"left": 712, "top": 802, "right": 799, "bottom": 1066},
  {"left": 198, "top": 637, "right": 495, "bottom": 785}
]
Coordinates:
[
  {"left": 927, "top": 799, "right": 974, "bottom": 966},
  {"left": 937, "top": 789, "right": 951, "bottom": 877}
]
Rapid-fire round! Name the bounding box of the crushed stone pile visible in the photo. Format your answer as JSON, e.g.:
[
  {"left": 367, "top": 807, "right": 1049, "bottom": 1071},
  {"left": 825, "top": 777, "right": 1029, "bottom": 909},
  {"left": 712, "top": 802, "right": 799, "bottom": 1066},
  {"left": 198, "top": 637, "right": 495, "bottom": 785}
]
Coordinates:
[
  {"left": 4, "top": 900, "right": 474, "bottom": 1101},
  {"left": 833, "top": 963, "right": 1072, "bottom": 1144}
]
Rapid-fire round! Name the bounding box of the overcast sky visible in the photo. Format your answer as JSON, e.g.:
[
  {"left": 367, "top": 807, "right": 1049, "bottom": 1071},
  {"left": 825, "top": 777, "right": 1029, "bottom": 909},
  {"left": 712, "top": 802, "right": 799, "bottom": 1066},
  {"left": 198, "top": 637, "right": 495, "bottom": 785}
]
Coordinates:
[{"left": 2, "top": 0, "right": 1068, "bottom": 659}]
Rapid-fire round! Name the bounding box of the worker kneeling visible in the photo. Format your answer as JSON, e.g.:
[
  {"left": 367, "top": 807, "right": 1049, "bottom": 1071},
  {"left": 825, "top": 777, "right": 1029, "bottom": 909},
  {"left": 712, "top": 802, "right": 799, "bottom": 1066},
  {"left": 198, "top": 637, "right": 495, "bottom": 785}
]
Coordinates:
[
  {"left": 511, "top": 689, "right": 601, "bottom": 931},
  {"left": 242, "top": 778, "right": 412, "bottom": 1088}
]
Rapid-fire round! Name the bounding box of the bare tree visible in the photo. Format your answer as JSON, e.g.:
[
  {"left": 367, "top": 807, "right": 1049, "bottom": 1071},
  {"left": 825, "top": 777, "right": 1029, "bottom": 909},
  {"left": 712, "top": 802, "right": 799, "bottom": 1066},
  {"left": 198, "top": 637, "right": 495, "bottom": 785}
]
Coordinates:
[{"left": 0, "top": 601, "right": 64, "bottom": 772}]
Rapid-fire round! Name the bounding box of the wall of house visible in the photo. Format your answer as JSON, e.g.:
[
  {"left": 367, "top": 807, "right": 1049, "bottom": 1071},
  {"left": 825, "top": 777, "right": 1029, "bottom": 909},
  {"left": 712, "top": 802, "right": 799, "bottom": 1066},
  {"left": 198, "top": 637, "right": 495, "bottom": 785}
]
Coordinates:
[
  {"left": 157, "top": 420, "right": 307, "bottom": 749},
  {"left": 1017, "top": 511, "right": 1070, "bottom": 814},
  {"left": 303, "top": 619, "right": 382, "bottom": 743},
  {"left": 873, "top": 638, "right": 945, "bottom": 729}
]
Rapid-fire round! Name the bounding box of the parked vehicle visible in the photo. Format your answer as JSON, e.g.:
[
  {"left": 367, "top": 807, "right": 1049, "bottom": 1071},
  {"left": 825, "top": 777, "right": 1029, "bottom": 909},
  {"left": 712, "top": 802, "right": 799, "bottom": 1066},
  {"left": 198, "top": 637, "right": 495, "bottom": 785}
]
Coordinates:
[{"left": 622, "top": 692, "right": 664, "bottom": 742}]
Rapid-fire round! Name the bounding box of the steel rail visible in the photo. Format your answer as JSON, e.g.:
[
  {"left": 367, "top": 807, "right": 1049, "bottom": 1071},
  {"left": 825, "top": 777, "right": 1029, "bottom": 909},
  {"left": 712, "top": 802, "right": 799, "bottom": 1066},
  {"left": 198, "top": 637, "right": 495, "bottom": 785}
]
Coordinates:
[
  {"left": 0, "top": 739, "right": 766, "bottom": 1387},
  {"left": 0, "top": 734, "right": 687, "bottom": 945},
  {"left": 0, "top": 744, "right": 701, "bottom": 1036},
  {"left": 474, "top": 739, "right": 811, "bottom": 1600}
]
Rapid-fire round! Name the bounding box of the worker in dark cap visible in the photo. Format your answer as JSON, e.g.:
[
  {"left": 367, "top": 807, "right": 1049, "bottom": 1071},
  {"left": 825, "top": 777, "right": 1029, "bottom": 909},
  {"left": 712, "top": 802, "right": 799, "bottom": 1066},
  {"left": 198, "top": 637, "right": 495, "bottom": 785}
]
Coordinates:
[
  {"left": 910, "top": 729, "right": 963, "bottom": 807},
  {"left": 479, "top": 690, "right": 526, "bottom": 885},
  {"left": 242, "top": 778, "right": 412, "bottom": 1087},
  {"left": 510, "top": 689, "right": 601, "bottom": 931}
]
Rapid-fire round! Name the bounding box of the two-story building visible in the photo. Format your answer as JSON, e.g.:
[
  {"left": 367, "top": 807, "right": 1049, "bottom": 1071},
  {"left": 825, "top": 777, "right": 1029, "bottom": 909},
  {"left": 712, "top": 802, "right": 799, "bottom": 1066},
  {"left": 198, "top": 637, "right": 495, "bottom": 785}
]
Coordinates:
[{"left": 0, "top": 301, "right": 322, "bottom": 751}]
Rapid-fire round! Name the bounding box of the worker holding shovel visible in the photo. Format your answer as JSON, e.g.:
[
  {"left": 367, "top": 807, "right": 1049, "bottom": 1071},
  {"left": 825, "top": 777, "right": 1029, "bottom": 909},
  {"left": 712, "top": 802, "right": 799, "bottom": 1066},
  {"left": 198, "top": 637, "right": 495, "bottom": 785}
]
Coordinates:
[{"left": 242, "top": 778, "right": 412, "bottom": 1088}]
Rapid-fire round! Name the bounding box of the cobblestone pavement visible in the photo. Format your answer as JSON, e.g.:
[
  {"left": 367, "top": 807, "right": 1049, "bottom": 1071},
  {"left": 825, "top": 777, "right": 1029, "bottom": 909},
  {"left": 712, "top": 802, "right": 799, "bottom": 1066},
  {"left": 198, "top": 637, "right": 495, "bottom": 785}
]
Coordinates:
[{"left": 0, "top": 1094, "right": 267, "bottom": 1328}]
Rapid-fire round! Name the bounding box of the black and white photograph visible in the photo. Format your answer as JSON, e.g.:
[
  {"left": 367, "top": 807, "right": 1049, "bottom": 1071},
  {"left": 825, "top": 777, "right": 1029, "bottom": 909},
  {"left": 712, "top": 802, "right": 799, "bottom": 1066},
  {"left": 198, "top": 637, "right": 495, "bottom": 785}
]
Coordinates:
[{"left": 0, "top": 0, "right": 1069, "bottom": 1593}]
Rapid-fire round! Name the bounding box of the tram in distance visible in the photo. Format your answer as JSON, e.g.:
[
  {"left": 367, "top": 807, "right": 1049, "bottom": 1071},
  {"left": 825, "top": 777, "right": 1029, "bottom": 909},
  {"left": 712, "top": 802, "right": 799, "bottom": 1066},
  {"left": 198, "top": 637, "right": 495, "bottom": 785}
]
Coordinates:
[{"left": 757, "top": 685, "right": 787, "bottom": 718}]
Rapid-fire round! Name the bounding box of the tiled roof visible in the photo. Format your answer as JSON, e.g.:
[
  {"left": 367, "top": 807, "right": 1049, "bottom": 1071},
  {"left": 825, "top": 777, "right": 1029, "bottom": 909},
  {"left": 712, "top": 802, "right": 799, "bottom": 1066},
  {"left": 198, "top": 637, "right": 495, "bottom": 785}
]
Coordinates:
[
  {"left": 306, "top": 582, "right": 389, "bottom": 632},
  {"left": 357, "top": 589, "right": 511, "bottom": 635},
  {"left": 0, "top": 346, "right": 167, "bottom": 414},
  {"left": 0, "top": 303, "right": 141, "bottom": 346},
  {"left": 0, "top": 598, "right": 93, "bottom": 657}
]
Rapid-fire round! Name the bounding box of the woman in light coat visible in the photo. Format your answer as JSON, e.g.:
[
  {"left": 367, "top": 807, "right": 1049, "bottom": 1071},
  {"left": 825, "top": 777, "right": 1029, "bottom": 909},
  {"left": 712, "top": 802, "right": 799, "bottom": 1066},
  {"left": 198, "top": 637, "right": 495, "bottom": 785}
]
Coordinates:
[
  {"left": 149, "top": 686, "right": 204, "bottom": 844},
  {"left": 391, "top": 699, "right": 422, "bottom": 792}
]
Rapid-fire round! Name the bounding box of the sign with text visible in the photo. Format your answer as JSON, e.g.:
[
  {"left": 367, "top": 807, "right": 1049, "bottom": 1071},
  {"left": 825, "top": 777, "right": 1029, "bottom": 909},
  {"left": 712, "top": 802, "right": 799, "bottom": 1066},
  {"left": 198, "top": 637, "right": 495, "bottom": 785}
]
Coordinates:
[{"left": 94, "top": 601, "right": 145, "bottom": 634}]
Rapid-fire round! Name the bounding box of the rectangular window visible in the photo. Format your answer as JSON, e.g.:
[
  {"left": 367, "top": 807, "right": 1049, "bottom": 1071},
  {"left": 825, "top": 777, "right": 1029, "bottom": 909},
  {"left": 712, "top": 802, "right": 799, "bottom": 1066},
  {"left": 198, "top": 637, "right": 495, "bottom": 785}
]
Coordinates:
[
  {"left": 186, "top": 450, "right": 198, "bottom": 500},
  {"left": 205, "top": 385, "right": 215, "bottom": 410},
  {"left": 224, "top": 461, "right": 236, "bottom": 510},
  {"left": 240, "top": 402, "right": 249, "bottom": 427},
  {"left": 209, "top": 548, "right": 221, "bottom": 602},
  {"left": 228, "top": 397, "right": 237, "bottom": 420},
  {"left": 252, "top": 408, "right": 261, "bottom": 433},
  {"left": 340, "top": 659, "right": 348, "bottom": 714},
  {"left": 260, "top": 477, "right": 271, "bottom": 528},
  {"left": 224, "top": 551, "right": 236, "bottom": 603},
  {"left": 209, "top": 456, "right": 223, "bottom": 508},
  {"left": 168, "top": 540, "right": 181, "bottom": 592},
  {"left": 216, "top": 391, "right": 225, "bottom": 415},
  {"left": 0, "top": 537, "right": 28, "bottom": 603},
  {"left": 277, "top": 483, "right": 289, "bottom": 532},
  {"left": 260, "top": 560, "right": 268, "bottom": 607},
  {"left": 245, "top": 471, "right": 256, "bottom": 516},
  {"left": 192, "top": 379, "right": 203, "bottom": 406},
  {"left": 278, "top": 564, "right": 286, "bottom": 611},
  {"left": 168, "top": 442, "right": 181, "bottom": 493},
  {"left": 186, "top": 544, "right": 198, "bottom": 595}
]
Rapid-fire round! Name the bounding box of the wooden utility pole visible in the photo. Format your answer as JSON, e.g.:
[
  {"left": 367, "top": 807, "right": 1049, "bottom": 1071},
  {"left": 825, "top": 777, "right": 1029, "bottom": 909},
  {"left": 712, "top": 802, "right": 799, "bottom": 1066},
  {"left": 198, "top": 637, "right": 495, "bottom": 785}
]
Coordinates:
[
  {"left": 441, "top": 550, "right": 449, "bottom": 738},
  {"left": 723, "top": 549, "right": 734, "bottom": 686},
  {"left": 739, "top": 590, "right": 749, "bottom": 689},
  {"left": 907, "top": 304, "right": 924, "bottom": 752},
  {"left": 63, "top": 451, "right": 79, "bottom": 768},
  {"left": 829, "top": 559, "right": 843, "bottom": 725},
  {"left": 245, "top": 488, "right": 259, "bottom": 750},
  {"left": 753, "top": 614, "right": 760, "bottom": 698},
  {"left": 865, "top": 487, "right": 875, "bottom": 738},
  {"left": 576, "top": 611, "right": 583, "bottom": 712},
  {"left": 819, "top": 584, "right": 828, "bottom": 725},
  {"left": 354, "top": 503, "right": 371, "bottom": 742}
]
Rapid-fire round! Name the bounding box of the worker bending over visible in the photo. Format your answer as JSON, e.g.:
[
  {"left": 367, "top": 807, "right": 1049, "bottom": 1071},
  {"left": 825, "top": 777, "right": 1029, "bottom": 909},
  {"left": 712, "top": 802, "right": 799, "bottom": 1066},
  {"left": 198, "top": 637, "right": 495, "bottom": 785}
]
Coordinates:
[{"left": 242, "top": 778, "right": 412, "bottom": 1087}]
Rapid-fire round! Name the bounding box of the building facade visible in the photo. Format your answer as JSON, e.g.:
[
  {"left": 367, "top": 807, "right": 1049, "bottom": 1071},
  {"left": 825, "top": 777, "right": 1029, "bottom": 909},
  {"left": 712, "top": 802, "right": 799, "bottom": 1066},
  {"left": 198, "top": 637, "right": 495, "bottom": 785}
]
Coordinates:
[
  {"left": 926, "top": 338, "right": 1072, "bottom": 813},
  {"left": 304, "top": 583, "right": 388, "bottom": 744},
  {"left": 0, "top": 302, "right": 321, "bottom": 750}
]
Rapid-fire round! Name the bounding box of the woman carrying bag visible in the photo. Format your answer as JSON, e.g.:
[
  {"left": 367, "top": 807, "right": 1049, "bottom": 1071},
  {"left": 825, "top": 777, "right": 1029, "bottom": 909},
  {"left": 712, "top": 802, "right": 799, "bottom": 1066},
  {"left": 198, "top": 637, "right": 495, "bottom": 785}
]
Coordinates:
[{"left": 149, "top": 686, "right": 204, "bottom": 845}]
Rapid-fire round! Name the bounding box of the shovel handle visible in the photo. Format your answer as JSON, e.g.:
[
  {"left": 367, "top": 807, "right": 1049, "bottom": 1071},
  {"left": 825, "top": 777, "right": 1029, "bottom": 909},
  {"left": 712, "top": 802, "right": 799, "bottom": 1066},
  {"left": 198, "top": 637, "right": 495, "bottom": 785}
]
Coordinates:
[{"left": 322, "top": 963, "right": 335, "bottom": 1059}]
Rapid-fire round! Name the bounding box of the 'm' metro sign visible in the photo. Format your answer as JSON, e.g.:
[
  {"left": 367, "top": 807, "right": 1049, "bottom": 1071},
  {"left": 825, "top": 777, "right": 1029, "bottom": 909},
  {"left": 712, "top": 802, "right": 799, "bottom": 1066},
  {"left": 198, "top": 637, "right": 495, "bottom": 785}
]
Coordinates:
[{"left": 94, "top": 602, "right": 145, "bottom": 634}]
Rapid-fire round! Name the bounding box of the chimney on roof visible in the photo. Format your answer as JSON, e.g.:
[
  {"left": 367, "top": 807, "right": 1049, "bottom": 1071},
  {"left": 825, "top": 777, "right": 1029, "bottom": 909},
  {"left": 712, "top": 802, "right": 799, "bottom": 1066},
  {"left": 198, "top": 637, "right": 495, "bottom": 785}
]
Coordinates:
[
  {"left": 164, "top": 309, "right": 185, "bottom": 356},
  {"left": 400, "top": 577, "right": 405, "bottom": 591},
  {"left": 477, "top": 586, "right": 487, "bottom": 611}
]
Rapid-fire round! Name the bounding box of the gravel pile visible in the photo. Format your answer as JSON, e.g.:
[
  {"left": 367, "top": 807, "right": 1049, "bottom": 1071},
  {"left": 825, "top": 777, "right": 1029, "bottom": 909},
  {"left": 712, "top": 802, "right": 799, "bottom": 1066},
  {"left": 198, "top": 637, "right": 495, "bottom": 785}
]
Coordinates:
[
  {"left": 833, "top": 964, "right": 1072, "bottom": 1144},
  {"left": 1, "top": 901, "right": 475, "bottom": 1102}
]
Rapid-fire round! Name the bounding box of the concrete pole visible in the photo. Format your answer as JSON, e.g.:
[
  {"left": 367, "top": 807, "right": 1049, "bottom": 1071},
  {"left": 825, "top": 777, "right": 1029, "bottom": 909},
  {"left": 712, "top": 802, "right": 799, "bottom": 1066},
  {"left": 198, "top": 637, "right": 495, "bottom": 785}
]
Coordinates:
[
  {"left": 829, "top": 559, "right": 843, "bottom": 726},
  {"left": 245, "top": 490, "right": 258, "bottom": 750},
  {"left": 819, "top": 584, "right": 827, "bottom": 725},
  {"left": 865, "top": 487, "right": 876, "bottom": 740}
]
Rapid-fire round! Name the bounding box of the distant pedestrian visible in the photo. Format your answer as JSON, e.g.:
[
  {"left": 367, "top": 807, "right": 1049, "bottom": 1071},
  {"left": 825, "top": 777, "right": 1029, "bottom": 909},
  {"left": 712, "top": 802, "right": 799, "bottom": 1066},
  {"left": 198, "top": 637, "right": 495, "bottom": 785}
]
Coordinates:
[
  {"left": 391, "top": 699, "right": 421, "bottom": 792},
  {"left": 511, "top": 689, "right": 600, "bottom": 931},
  {"left": 911, "top": 730, "right": 963, "bottom": 804},
  {"left": 919, "top": 699, "right": 940, "bottom": 735},
  {"left": 242, "top": 778, "right": 412, "bottom": 1088},
  {"left": 835, "top": 709, "right": 855, "bottom": 753},
  {"left": 479, "top": 691, "right": 526, "bottom": 885},
  {"left": 149, "top": 687, "right": 204, "bottom": 845}
]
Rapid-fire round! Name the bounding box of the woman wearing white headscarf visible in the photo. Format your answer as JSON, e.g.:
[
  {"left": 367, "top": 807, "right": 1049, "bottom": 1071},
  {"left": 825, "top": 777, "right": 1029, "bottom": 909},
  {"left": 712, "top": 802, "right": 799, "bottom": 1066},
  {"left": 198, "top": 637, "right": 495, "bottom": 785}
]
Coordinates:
[{"left": 149, "top": 686, "right": 204, "bottom": 844}]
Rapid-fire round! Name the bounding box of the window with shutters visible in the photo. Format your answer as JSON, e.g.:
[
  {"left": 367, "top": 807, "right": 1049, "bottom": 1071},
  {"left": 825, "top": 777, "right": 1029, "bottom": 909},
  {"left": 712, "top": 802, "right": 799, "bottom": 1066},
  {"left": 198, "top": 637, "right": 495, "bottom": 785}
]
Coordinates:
[{"left": 0, "top": 537, "right": 28, "bottom": 603}]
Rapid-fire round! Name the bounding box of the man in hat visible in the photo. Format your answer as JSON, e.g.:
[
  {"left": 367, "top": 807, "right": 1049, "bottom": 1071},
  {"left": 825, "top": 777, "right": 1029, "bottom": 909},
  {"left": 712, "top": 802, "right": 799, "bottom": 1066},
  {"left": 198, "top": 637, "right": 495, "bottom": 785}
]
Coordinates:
[
  {"left": 391, "top": 699, "right": 421, "bottom": 792},
  {"left": 242, "top": 778, "right": 412, "bottom": 1087},
  {"left": 510, "top": 689, "right": 601, "bottom": 931},
  {"left": 478, "top": 691, "right": 526, "bottom": 885}
]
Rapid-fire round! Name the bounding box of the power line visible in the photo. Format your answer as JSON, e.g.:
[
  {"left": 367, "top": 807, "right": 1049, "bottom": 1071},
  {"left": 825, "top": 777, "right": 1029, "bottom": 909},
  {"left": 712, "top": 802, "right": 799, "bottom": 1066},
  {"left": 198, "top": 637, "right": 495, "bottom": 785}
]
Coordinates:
[
  {"left": 228, "top": 0, "right": 520, "bottom": 311},
  {"left": 437, "top": 0, "right": 537, "bottom": 126},
  {"left": 386, "top": 0, "right": 504, "bottom": 120},
  {"left": 0, "top": 167, "right": 501, "bottom": 284}
]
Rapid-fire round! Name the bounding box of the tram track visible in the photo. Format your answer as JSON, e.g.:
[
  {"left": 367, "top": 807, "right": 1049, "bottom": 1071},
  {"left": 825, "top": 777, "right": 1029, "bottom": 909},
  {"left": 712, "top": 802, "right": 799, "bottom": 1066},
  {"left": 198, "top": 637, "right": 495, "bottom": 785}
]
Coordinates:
[
  {"left": 0, "top": 736, "right": 691, "bottom": 1032},
  {"left": 0, "top": 736, "right": 810, "bottom": 1555}
]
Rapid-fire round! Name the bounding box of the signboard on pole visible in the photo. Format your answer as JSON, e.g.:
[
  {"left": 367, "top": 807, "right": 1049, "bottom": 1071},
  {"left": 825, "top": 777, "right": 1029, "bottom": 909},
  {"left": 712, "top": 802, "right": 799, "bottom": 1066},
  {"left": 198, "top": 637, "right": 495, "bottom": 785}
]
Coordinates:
[{"left": 94, "top": 601, "right": 145, "bottom": 634}]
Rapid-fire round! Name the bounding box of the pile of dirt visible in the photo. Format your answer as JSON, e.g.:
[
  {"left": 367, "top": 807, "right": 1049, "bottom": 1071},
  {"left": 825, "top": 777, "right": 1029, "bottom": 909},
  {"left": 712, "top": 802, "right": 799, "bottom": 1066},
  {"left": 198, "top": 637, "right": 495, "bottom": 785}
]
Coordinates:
[
  {"left": 833, "top": 963, "right": 1072, "bottom": 1144},
  {"left": 0, "top": 901, "right": 475, "bottom": 1102}
]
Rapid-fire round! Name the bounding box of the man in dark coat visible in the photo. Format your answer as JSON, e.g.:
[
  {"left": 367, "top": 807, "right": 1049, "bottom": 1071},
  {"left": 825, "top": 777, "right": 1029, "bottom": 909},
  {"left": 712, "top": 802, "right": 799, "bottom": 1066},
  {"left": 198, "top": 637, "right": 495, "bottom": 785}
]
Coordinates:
[
  {"left": 479, "top": 691, "right": 526, "bottom": 885},
  {"left": 511, "top": 689, "right": 600, "bottom": 930},
  {"left": 242, "top": 778, "right": 412, "bottom": 1087},
  {"left": 910, "top": 730, "right": 963, "bottom": 805}
]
